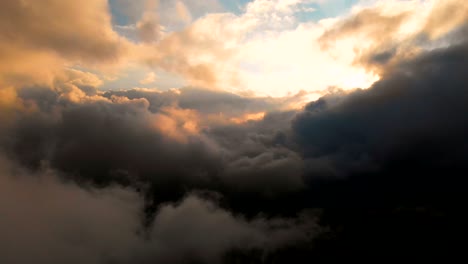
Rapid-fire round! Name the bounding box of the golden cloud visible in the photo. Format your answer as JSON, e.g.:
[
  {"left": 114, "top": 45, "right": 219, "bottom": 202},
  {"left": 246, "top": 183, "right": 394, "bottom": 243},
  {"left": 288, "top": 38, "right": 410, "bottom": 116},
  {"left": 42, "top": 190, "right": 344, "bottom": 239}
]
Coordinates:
[{"left": 0, "top": 0, "right": 128, "bottom": 91}]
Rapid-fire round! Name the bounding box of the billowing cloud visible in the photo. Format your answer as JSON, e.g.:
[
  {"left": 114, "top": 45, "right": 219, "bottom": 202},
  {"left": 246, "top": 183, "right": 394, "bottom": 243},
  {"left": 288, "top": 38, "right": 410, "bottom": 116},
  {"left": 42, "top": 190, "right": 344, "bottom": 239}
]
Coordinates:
[
  {"left": 0, "top": 155, "right": 144, "bottom": 264},
  {"left": 0, "top": 154, "right": 323, "bottom": 264},
  {"left": 1, "top": 85, "right": 310, "bottom": 201},
  {"left": 0, "top": 0, "right": 128, "bottom": 92},
  {"left": 0, "top": 0, "right": 125, "bottom": 61}
]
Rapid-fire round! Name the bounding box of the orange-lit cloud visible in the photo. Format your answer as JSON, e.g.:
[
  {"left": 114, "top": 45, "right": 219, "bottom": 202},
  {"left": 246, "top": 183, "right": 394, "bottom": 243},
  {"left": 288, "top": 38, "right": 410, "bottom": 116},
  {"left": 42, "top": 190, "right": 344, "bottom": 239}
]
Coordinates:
[
  {"left": 316, "top": 0, "right": 468, "bottom": 77},
  {"left": 423, "top": 0, "right": 468, "bottom": 39},
  {"left": 230, "top": 112, "right": 266, "bottom": 124},
  {"left": 133, "top": 20, "right": 234, "bottom": 89},
  {"left": 0, "top": 0, "right": 130, "bottom": 94},
  {"left": 151, "top": 106, "right": 200, "bottom": 143},
  {"left": 0, "top": 88, "right": 18, "bottom": 121},
  {"left": 0, "top": 0, "right": 125, "bottom": 62}
]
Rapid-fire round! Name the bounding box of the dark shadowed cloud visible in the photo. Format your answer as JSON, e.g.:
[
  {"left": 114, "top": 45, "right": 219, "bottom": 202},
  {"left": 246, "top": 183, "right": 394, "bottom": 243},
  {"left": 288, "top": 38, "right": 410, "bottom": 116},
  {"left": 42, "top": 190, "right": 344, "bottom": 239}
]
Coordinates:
[{"left": 0, "top": 155, "right": 323, "bottom": 264}]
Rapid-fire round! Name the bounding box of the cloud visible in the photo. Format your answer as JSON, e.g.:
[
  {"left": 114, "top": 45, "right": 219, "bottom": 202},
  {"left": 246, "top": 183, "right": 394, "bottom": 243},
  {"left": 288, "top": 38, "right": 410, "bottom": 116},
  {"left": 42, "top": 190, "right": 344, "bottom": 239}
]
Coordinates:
[
  {"left": 139, "top": 72, "right": 158, "bottom": 85},
  {"left": 112, "top": 0, "right": 222, "bottom": 29},
  {"left": 137, "top": 12, "right": 161, "bottom": 43},
  {"left": 1, "top": 0, "right": 468, "bottom": 262},
  {"left": 103, "top": 87, "right": 307, "bottom": 122},
  {"left": 133, "top": 16, "right": 236, "bottom": 89},
  {"left": 318, "top": 8, "right": 410, "bottom": 50},
  {"left": 423, "top": 0, "right": 468, "bottom": 39},
  {"left": 318, "top": 0, "right": 468, "bottom": 74},
  {"left": 0, "top": 0, "right": 125, "bottom": 62},
  {"left": 293, "top": 29, "right": 468, "bottom": 203},
  {"left": 0, "top": 155, "right": 323, "bottom": 264},
  {"left": 0, "top": 155, "right": 144, "bottom": 264},
  {"left": 1, "top": 85, "right": 310, "bottom": 201},
  {"left": 145, "top": 195, "right": 322, "bottom": 263},
  {"left": 0, "top": 0, "right": 128, "bottom": 93},
  {"left": 164, "top": 0, "right": 380, "bottom": 95},
  {"left": 99, "top": 88, "right": 308, "bottom": 196}
]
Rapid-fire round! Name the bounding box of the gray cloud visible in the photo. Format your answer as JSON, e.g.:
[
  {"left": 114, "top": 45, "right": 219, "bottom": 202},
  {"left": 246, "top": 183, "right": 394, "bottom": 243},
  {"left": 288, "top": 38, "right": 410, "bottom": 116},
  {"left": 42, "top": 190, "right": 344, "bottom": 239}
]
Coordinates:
[
  {"left": 1, "top": 85, "right": 308, "bottom": 203},
  {"left": 103, "top": 87, "right": 285, "bottom": 116},
  {"left": 143, "top": 195, "right": 322, "bottom": 263},
  {"left": 0, "top": 155, "right": 322, "bottom": 264},
  {"left": 294, "top": 30, "right": 468, "bottom": 204},
  {"left": 0, "top": 155, "right": 144, "bottom": 264}
]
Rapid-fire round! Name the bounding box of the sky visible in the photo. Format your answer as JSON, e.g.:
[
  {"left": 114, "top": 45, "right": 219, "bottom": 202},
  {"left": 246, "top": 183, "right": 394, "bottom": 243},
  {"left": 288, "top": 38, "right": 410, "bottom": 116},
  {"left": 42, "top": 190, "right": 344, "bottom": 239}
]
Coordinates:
[{"left": 0, "top": 0, "right": 468, "bottom": 263}]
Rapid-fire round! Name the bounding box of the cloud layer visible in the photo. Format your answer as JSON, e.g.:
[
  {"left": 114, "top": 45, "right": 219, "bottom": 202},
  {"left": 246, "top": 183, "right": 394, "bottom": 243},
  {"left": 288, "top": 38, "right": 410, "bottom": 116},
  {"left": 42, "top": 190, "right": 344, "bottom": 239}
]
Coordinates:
[{"left": 1, "top": 0, "right": 467, "bottom": 263}]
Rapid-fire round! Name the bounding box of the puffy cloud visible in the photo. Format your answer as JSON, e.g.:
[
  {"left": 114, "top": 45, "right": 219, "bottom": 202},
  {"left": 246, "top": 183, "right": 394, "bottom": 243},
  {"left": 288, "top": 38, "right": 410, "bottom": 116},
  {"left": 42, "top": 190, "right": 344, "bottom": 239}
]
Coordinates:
[
  {"left": 99, "top": 88, "right": 308, "bottom": 197},
  {"left": 1, "top": 85, "right": 309, "bottom": 201},
  {"left": 0, "top": 0, "right": 128, "bottom": 93},
  {"left": 145, "top": 195, "right": 322, "bottom": 263},
  {"left": 133, "top": 15, "right": 237, "bottom": 89},
  {"left": 0, "top": 155, "right": 323, "bottom": 264},
  {"left": 0, "top": 0, "right": 125, "bottom": 62},
  {"left": 0, "top": 155, "right": 144, "bottom": 264},
  {"left": 205, "top": 110, "right": 306, "bottom": 195}
]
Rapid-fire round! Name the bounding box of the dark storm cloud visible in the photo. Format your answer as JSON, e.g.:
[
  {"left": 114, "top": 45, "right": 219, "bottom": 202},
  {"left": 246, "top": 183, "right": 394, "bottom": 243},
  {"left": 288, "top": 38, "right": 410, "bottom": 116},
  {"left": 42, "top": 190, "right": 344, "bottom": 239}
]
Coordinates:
[
  {"left": 293, "top": 34, "right": 468, "bottom": 206},
  {"left": 268, "top": 27, "right": 468, "bottom": 261}
]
